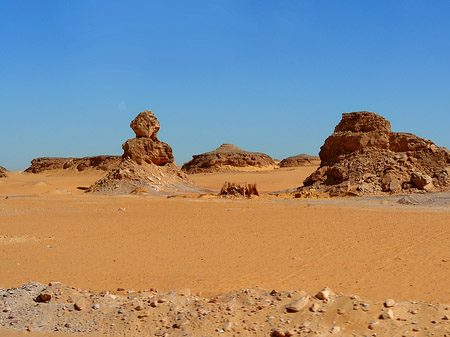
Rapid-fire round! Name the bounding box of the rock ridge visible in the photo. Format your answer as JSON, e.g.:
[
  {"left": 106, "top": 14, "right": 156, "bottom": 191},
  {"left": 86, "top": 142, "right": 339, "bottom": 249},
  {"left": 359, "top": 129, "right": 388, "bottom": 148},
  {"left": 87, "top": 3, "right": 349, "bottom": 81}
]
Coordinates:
[{"left": 25, "top": 156, "right": 121, "bottom": 173}]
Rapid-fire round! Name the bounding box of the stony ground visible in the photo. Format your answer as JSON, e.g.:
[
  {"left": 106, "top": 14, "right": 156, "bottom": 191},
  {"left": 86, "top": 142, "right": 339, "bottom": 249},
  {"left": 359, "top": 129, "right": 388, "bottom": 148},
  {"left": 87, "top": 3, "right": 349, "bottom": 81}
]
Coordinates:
[{"left": 1, "top": 283, "right": 449, "bottom": 336}]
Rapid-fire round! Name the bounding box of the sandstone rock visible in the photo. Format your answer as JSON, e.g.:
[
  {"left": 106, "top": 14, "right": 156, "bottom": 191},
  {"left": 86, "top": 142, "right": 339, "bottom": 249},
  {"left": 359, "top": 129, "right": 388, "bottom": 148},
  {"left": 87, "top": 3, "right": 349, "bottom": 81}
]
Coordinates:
[
  {"left": 88, "top": 110, "right": 201, "bottom": 195},
  {"left": 286, "top": 296, "right": 309, "bottom": 312},
  {"left": 219, "top": 182, "right": 259, "bottom": 198},
  {"left": 330, "top": 326, "right": 341, "bottom": 334},
  {"left": 310, "top": 303, "right": 320, "bottom": 312},
  {"left": 379, "top": 308, "right": 394, "bottom": 320},
  {"left": 181, "top": 143, "right": 278, "bottom": 173},
  {"left": 130, "top": 187, "right": 149, "bottom": 195},
  {"left": 222, "top": 321, "right": 233, "bottom": 332},
  {"left": 300, "top": 111, "right": 450, "bottom": 196},
  {"left": 384, "top": 299, "right": 395, "bottom": 307},
  {"left": 411, "top": 172, "right": 433, "bottom": 190},
  {"left": 25, "top": 156, "right": 121, "bottom": 173},
  {"left": 130, "top": 110, "right": 160, "bottom": 140},
  {"left": 316, "top": 287, "right": 333, "bottom": 301},
  {"left": 368, "top": 321, "right": 379, "bottom": 330},
  {"left": 279, "top": 154, "right": 320, "bottom": 167},
  {"left": 122, "top": 137, "right": 173, "bottom": 165},
  {"left": 272, "top": 328, "right": 286, "bottom": 337},
  {"left": 0, "top": 166, "right": 7, "bottom": 178},
  {"left": 74, "top": 297, "right": 90, "bottom": 311},
  {"left": 36, "top": 293, "right": 51, "bottom": 303}
]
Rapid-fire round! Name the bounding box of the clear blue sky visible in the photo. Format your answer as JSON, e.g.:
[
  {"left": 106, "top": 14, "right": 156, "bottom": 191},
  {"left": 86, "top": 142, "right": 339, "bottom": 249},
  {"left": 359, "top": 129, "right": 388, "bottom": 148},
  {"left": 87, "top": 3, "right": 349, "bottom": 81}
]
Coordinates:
[{"left": 1, "top": 1, "right": 449, "bottom": 171}]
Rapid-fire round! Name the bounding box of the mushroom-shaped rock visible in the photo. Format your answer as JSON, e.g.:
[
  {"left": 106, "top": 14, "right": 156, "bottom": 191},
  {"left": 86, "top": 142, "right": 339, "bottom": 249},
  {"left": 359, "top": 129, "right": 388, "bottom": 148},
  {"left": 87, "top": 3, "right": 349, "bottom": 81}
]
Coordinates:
[{"left": 88, "top": 109, "right": 201, "bottom": 195}]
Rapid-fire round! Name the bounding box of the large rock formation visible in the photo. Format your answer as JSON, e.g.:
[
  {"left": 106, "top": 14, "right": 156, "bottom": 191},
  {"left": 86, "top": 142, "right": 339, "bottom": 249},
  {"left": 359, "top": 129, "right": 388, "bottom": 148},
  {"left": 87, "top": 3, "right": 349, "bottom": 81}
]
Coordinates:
[
  {"left": 279, "top": 154, "right": 320, "bottom": 167},
  {"left": 88, "top": 110, "right": 197, "bottom": 195},
  {"left": 0, "top": 166, "right": 7, "bottom": 178},
  {"left": 25, "top": 156, "right": 121, "bottom": 173},
  {"left": 182, "top": 143, "right": 278, "bottom": 174},
  {"left": 299, "top": 111, "right": 450, "bottom": 196}
]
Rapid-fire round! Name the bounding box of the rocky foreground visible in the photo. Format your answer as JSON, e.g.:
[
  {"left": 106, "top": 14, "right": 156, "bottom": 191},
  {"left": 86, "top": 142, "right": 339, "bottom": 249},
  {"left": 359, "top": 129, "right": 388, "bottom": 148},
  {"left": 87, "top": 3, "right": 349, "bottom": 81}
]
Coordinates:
[{"left": 0, "top": 283, "right": 448, "bottom": 336}]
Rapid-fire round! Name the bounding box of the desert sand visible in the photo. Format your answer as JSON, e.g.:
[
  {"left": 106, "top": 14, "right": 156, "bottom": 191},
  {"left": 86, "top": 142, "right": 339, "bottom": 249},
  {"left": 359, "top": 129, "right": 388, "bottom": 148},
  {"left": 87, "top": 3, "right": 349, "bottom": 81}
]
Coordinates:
[{"left": 0, "top": 168, "right": 449, "bottom": 336}]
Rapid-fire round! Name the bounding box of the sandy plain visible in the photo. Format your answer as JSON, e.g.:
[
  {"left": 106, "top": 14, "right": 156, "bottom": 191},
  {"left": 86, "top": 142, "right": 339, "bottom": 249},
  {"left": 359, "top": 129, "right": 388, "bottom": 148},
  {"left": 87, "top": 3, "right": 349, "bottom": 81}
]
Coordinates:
[{"left": 0, "top": 167, "right": 449, "bottom": 336}]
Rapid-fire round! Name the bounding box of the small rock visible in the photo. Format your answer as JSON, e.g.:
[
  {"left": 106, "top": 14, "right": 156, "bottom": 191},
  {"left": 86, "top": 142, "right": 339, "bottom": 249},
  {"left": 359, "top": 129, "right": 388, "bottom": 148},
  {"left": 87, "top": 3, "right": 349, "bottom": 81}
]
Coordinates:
[
  {"left": 222, "top": 321, "right": 233, "bottom": 332},
  {"left": 330, "top": 326, "right": 341, "bottom": 334},
  {"left": 443, "top": 315, "right": 449, "bottom": 320},
  {"left": 368, "top": 321, "right": 379, "bottom": 330},
  {"left": 36, "top": 293, "right": 51, "bottom": 303},
  {"left": 384, "top": 299, "right": 395, "bottom": 307},
  {"left": 316, "top": 287, "right": 333, "bottom": 300},
  {"left": 92, "top": 303, "right": 100, "bottom": 310},
  {"left": 310, "top": 303, "right": 320, "bottom": 312},
  {"left": 272, "top": 328, "right": 286, "bottom": 337},
  {"left": 379, "top": 309, "right": 394, "bottom": 320},
  {"left": 173, "top": 318, "right": 189, "bottom": 329},
  {"left": 179, "top": 289, "right": 191, "bottom": 296},
  {"left": 135, "top": 305, "right": 144, "bottom": 311},
  {"left": 74, "top": 297, "right": 90, "bottom": 311},
  {"left": 286, "top": 295, "right": 309, "bottom": 312}
]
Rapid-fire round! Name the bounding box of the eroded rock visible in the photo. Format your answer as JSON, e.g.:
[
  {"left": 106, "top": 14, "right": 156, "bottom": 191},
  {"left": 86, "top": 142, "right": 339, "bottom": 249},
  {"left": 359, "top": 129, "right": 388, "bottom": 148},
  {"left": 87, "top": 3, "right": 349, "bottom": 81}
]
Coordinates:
[
  {"left": 181, "top": 143, "right": 278, "bottom": 173},
  {"left": 0, "top": 166, "right": 7, "bottom": 178},
  {"left": 279, "top": 154, "right": 320, "bottom": 167},
  {"left": 299, "top": 111, "right": 450, "bottom": 196},
  {"left": 88, "top": 109, "right": 200, "bottom": 195},
  {"left": 25, "top": 156, "right": 121, "bottom": 173}
]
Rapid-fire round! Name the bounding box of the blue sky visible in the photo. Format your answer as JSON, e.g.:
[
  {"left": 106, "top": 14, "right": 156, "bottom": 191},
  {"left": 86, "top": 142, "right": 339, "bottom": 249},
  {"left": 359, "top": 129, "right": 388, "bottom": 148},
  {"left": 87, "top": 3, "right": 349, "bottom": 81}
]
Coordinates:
[{"left": 1, "top": 1, "right": 449, "bottom": 170}]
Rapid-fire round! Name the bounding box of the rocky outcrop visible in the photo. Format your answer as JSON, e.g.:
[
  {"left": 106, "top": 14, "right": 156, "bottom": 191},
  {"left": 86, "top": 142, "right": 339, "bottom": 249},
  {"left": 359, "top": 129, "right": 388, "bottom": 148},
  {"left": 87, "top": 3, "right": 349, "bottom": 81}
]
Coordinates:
[
  {"left": 25, "top": 156, "right": 121, "bottom": 173},
  {"left": 182, "top": 144, "right": 278, "bottom": 174},
  {"left": 299, "top": 111, "right": 450, "bottom": 196},
  {"left": 89, "top": 110, "right": 198, "bottom": 195},
  {"left": 279, "top": 154, "right": 320, "bottom": 167},
  {"left": 0, "top": 166, "right": 7, "bottom": 178}
]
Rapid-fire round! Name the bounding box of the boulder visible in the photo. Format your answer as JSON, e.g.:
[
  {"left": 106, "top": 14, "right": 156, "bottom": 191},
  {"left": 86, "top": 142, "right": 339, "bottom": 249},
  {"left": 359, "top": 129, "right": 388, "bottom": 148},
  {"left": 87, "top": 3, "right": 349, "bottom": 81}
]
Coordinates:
[
  {"left": 130, "top": 110, "right": 160, "bottom": 140},
  {"left": 279, "top": 154, "right": 320, "bottom": 167},
  {"left": 181, "top": 143, "right": 278, "bottom": 173},
  {"left": 122, "top": 138, "right": 173, "bottom": 165},
  {"left": 299, "top": 111, "right": 450, "bottom": 196}
]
